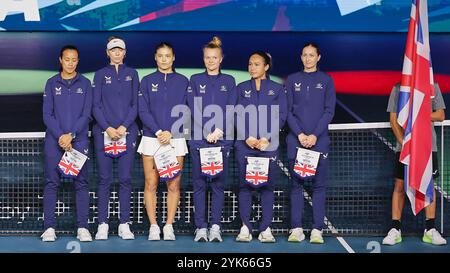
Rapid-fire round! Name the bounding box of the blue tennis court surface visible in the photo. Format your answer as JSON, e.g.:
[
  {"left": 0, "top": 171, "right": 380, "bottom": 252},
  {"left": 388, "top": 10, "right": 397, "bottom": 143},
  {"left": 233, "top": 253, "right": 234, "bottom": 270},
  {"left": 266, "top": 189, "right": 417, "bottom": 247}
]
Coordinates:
[{"left": 0, "top": 235, "right": 449, "bottom": 253}]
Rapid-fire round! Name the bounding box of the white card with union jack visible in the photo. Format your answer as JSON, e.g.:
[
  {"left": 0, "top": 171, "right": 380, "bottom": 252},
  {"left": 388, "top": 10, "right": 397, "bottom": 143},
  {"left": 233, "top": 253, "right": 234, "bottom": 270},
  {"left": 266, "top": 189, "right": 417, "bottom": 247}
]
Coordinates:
[
  {"left": 58, "top": 148, "right": 88, "bottom": 178},
  {"left": 200, "top": 147, "right": 223, "bottom": 178},
  {"left": 104, "top": 133, "right": 127, "bottom": 158},
  {"left": 154, "top": 147, "right": 181, "bottom": 182},
  {"left": 245, "top": 157, "right": 269, "bottom": 188},
  {"left": 293, "top": 148, "right": 320, "bottom": 178}
]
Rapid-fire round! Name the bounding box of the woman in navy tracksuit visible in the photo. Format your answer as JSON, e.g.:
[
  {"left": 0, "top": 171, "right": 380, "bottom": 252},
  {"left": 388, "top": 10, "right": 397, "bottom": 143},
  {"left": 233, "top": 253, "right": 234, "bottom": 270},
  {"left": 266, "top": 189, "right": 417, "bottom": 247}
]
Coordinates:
[
  {"left": 235, "top": 51, "right": 287, "bottom": 243},
  {"left": 41, "top": 45, "right": 93, "bottom": 242},
  {"left": 92, "top": 36, "right": 139, "bottom": 240},
  {"left": 138, "top": 42, "right": 189, "bottom": 241},
  {"left": 286, "top": 43, "right": 336, "bottom": 244},
  {"left": 187, "top": 37, "right": 237, "bottom": 242}
]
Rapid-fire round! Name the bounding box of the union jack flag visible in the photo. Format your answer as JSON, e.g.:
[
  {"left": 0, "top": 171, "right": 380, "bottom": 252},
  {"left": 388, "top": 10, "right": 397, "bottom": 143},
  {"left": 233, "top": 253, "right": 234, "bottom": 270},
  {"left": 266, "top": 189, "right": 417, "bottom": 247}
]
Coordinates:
[
  {"left": 397, "top": 0, "right": 435, "bottom": 215},
  {"left": 201, "top": 161, "right": 223, "bottom": 177},
  {"left": 104, "top": 141, "right": 127, "bottom": 158},
  {"left": 158, "top": 162, "right": 181, "bottom": 181},
  {"left": 245, "top": 171, "right": 268, "bottom": 187},
  {"left": 58, "top": 156, "right": 80, "bottom": 178},
  {"left": 293, "top": 161, "right": 317, "bottom": 178}
]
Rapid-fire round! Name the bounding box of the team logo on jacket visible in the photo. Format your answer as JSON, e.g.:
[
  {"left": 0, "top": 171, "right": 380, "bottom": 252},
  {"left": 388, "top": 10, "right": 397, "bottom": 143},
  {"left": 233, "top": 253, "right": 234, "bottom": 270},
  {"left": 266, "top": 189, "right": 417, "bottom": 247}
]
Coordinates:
[
  {"left": 125, "top": 75, "right": 132, "bottom": 81},
  {"left": 220, "top": 85, "right": 227, "bottom": 92},
  {"left": 244, "top": 90, "right": 251, "bottom": 98},
  {"left": 55, "top": 87, "right": 62, "bottom": 95},
  {"left": 268, "top": 90, "right": 275, "bottom": 96},
  {"left": 315, "top": 83, "right": 324, "bottom": 89},
  {"left": 76, "top": 88, "right": 83, "bottom": 94},
  {"left": 152, "top": 84, "right": 158, "bottom": 92},
  {"left": 105, "top": 76, "right": 112, "bottom": 84},
  {"left": 294, "top": 83, "right": 301, "bottom": 92},
  {"left": 199, "top": 85, "right": 206, "bottom": 93}
]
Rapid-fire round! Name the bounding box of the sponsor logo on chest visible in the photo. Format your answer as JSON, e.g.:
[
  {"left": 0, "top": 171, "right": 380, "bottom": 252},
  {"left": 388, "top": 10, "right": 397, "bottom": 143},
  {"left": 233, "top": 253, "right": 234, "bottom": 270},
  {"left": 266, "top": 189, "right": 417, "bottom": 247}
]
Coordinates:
[
  {"left": 76, "top": 88, "right": 83, "bottom": 94},
  {"left": 294, "top": 82, "right": 301, "bottom": 92},
  {"left": 105, "top": 76, "right": 112, "bottom": 84},
  {"left": 55, "top": 87, "right": 62, "bottom": 95},
  {"left": 199, "top": 84, "right": 206, "bottom": 93},
  {"left": 125, "top": 75, "right": 132, "bottom": 81},
  {"left": 151, "top": 83, "right": 158, "bottom": 92},
  {"left": 315, "top": 83, "right": 324, "bottom": 89},
  {"left": 244, "top": 90, "right": 252, "bottom": 98},
  {"left": 220, "top": 85, "right": 227, "bottom": 92},
  {"left": 268, "top": 90, "right": 275, "bottom": 96}
]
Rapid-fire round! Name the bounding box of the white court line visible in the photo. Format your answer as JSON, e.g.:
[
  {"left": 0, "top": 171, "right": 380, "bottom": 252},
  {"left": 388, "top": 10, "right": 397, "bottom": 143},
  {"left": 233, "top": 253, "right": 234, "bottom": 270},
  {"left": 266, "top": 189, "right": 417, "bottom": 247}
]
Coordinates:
[{"left": 277, "top": 160, "right": 355, "bottom": 253}]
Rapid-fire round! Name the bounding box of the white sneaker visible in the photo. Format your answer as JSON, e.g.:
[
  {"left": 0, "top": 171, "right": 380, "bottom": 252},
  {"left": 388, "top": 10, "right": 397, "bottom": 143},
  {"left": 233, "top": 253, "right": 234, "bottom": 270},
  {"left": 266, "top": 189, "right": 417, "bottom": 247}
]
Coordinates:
[
  {"left": 163, "top": 224, "right": 176, "bottom": 241},
  {"left": 236, "top": 225, "right": 252, "bottom": 242},
  {"left": 76, "top": 228, "right": 93, "bottom": 242},
  {"left": 258, "top": 227, "right": 276, "bottom": 243},
  {"left": 288, "top": 228, "right": 305, "bottom": 243},
  {"left": 382, "top": 228, "right": 402, "bottom": 245},
  {"left": 310, "top": 228, "right": 324, "bottom": 244},
  {"left": 41, "top": 228, "right": 57, "bottom": 242},
  {"left": 423, "top": 228, "right": 447, "bottom": 245},
  {"left": 148, "top": 224, "right": 161, "bottom": 241},
  {"left": 95, "top": 223, "right": 109, "bottom": 240},
  {"left": 194, "top": 228, "right": 209, "bottom": 242},
  {"left": 208, "top": 224, "right": 223, "bottom": 242},
  {"left": 118, "top": 223, "right": 135, "bottom": 240}
]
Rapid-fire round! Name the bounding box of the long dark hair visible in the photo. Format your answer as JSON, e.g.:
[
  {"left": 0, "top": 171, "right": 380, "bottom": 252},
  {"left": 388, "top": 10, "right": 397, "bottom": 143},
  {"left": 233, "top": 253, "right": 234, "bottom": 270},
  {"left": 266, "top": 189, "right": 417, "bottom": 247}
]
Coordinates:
[
  {"left": 301, "top": 43, "right": 321, "bottom": 71},
  {"left": 154, "top": 42, "right": 175, "bottom": 55},
  {"left": 250, "top": 51, "right": 272, "bottom": 70},
  {"left": 154, "top": 42, "right": 176, "bottom": 72},
  {"left": 302, "top": 42, "right": 321, "bottom": 56},
  {"left": 249, "top": 51, "right": 272, "bottom": 80},
  {"left": 59, "top": 45, "right": 79, "bottom": 72}
]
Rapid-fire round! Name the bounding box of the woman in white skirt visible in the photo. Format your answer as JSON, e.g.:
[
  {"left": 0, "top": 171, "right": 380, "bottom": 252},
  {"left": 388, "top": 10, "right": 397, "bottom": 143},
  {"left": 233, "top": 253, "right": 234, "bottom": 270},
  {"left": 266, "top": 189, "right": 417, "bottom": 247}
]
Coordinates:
[{"left": 138, "top": 42, "right": 189, "bottom": 240}]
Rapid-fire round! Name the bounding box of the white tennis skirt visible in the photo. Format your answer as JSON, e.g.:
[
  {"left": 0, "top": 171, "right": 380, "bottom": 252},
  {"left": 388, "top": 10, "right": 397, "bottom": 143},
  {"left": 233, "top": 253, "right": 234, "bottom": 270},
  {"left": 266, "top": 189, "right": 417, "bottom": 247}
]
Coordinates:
[{"left": 137, "top": 136, "right": 188, "bottom": 157}]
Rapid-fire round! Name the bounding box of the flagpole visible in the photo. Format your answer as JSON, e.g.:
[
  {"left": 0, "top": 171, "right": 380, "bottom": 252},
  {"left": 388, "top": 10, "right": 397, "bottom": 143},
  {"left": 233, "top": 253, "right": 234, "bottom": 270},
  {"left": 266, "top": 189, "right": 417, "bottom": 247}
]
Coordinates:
[{"left": 441, "top": 122, "right": 444, "bottom": 234}]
